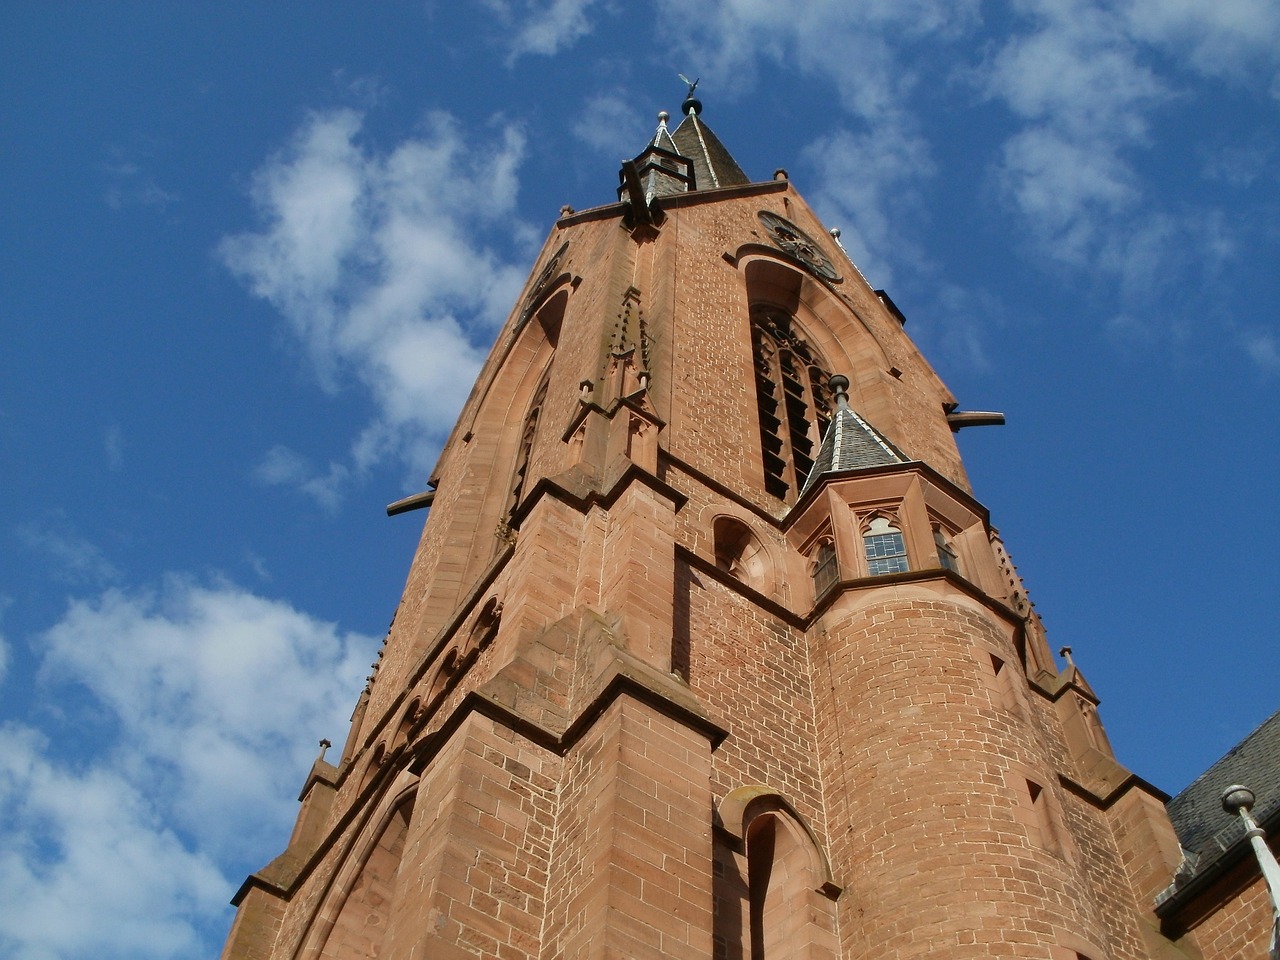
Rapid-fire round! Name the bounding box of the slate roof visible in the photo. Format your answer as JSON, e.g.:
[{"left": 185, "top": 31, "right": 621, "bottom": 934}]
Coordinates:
[
  {"left": 668, "top": 109, "right": 750, "bottom": 190},
  {"left": 1166, "top": 708, "right": 1280, "bottom": 866},
  {"left": 798, "top": 385, "right": 908, "bottom": 498}
]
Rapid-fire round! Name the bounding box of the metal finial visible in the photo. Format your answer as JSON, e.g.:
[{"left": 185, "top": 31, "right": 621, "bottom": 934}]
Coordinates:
[
  {"left": 1223, "top": 784, "right": 1257, "bottom": 814},
  {"left": 657, "top": 110, "right": 669, "bottom": 125},
  {"left": 1219, "top": 781, "right": 1280, "bottom": 957}
]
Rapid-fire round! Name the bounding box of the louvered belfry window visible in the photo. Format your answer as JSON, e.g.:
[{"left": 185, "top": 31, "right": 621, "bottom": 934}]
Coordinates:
[{"left": 750, "top": 311, "right": 832, "bottom": 501}]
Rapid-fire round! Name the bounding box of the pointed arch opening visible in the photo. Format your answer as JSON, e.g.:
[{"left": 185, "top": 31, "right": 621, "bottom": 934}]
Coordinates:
[
  {"left": 716, "top": 789, "right": 840, "bottom": 960},
  {"left": 749, "top": 309, "right": 833, "bottom": 502},
  {"left": 810, "top": 536, "right": 838, "bottom": 598}
]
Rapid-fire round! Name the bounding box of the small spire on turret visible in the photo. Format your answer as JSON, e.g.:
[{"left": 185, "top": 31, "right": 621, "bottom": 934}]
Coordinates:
[{"left": 797, "top": 373, "right": 908, "bottom": 500}]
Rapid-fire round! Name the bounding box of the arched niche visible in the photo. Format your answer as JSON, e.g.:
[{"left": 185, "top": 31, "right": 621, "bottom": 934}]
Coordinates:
[
  {"left": 713, "top": 516, "right": 769, "bottom": 590},
  {"left": 715, "top": 787, "right": 840, "bottom": 960},
  {"left": 698, "top": 505, "right": 799, "bottom": 603}
]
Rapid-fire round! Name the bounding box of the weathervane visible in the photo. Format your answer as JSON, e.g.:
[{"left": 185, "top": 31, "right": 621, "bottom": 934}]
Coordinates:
[{"left": 678, "top": 73, "right": 702, "bottom": 116}]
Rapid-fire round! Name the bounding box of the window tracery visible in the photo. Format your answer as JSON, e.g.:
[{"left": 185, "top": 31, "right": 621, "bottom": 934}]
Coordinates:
[
  {"left": 508, "top": 377, "right": 549, "bottom": 518},
  {"left": 750, "top": 310, "right": 832, "bottom": 501}
]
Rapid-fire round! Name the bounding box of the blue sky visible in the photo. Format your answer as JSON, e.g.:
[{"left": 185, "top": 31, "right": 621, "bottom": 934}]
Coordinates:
[{"left": 2, "top": 2, "right": 1278, "bottom": 957}]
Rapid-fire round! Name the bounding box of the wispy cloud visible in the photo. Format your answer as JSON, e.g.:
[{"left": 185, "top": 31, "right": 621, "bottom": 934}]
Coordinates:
[
  {"left": 101, "top": 148, "right": 179, "bottom": 212},
  {"left": 980, "top": 0, "right": 1168, "bottom": 266},
  {"left": 17, "top": 515, "right": 120, "bottom": 586},
  {"left": 0, "top": 577, "right": 376, "bottom": 960},
  {"left": 485, "top": 0, "right": 606, "bottom": 63},
  {"left": 1239, "top": 330, "right": 1280, "bottom": 372},
  {"left": 220, "top": 108, "right": 529, "bottom": 505},
  {"left": 661, "top": 0, "right": 1278, "bottom": 372},
  {"left": 104, "top": 423, "right": 124, "bottom": 472},
  {"left": 253, "top": 444, "right": 350, "bottom": 513},
  {"left": 1119, "top": 0, "right": 1280, "bottom": 89},
  {"left": 572, "top": 92, "right": 648, "bottom": 157},
  {"left": 804, "top": 125, "right": 935, "bottom": 288}
]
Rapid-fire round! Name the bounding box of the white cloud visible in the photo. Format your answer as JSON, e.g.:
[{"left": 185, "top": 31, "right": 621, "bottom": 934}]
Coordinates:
[
  {"left": 0, "top": 577, "right": 376, "bottom": 960},
  {"left": 997, "top": 126, "right": 1140, "bottom": 265},
  {"left": 505, "top": 0, "right": 604, "bottom": 62},
  {"left": 979, "top": 0, "right": 1279, "bottom": 283},
  {"left": 659, "top": 0, "right": 978, "bottom": 286},
  {"left": 101, "top": 148, "right": 179, "bottom": 212},
  {"left": 659, "top": 0, "right": 980, "bottom": 119},
  {"left": 1201, "top": 140, "right": 1272, "bottom": 187},
  {"left": 0, "top": 727, "right": 227, "bottom": 960},
  {"left": 254, "top": 444, "right": 350, "bottom": 513},
  {"left": 220, "top": 108, "right": 529, "bottom": 503},
  {"left": 980, "top": 0, "right": 1170, "bottom": 265}
]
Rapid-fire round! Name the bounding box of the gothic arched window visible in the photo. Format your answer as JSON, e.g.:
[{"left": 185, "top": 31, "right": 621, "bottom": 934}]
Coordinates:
[
  {"left": 508, "top": 377, "right": 549, "bottom": 518},
  {"left": 750, "top": 311, "right": 832, "bottom": 501},
  {"left": 863, "top": 516, "right": 909, "bottom": 575},
  {"left": 811, "top": 538, "right": 838, "bottom": 597},
  {"left": 933, "top": 525, "right": 960, "bottom": 573}
]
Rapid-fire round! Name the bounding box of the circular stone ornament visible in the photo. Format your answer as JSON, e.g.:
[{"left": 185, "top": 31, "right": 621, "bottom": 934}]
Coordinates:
[{"left": 757, "top": 210, "right": 840, "bottom": 281}]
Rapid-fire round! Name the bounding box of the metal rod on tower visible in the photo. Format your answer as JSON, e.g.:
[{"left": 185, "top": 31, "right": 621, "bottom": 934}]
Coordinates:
[{"left": 1221, "top": 784, "right": 1280, "bottom": 960}]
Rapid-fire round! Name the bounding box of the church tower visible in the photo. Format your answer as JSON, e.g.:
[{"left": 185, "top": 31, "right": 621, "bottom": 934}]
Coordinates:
[{"left": 221, "top": 93, "right": 1204, "bottom": 960}]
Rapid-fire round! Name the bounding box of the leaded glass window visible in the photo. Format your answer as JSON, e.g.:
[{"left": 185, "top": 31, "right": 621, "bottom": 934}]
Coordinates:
[
  {"left": 812, "top": 539, "right": 838, "bottom": 596},
  {"left": 864, "top": 516, "right": 908, "bottom": 575},
  {"left": 934, "top": 526, "right": 960, "bottom": 573}
]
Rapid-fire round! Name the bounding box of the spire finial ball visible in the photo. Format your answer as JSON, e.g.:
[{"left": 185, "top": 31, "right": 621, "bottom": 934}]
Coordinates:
[
  {"left": 658, "top": 110, "right": 669, "bottom": 123},
  {"left": 1222, "top": 784, "right": 1256, "bottom": 814},
  {"left": 828, "top": 375, "right": 851, "bottom": 407}
]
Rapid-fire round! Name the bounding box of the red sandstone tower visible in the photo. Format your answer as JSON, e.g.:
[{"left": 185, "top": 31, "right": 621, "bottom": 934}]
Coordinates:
[{"left": 221, "top": 94, "right": 1238, "bottom": 959}]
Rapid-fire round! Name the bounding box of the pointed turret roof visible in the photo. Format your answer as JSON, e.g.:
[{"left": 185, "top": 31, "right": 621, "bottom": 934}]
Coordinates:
[
  {"left": 799, "top": 375, "right": 908, "bottom": 498},
  {"left": 618, "top": 92, "right": 750, "bottom": 209},
  {"left": 668, "top": 104, "right": 749, "bottom": 190}
]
